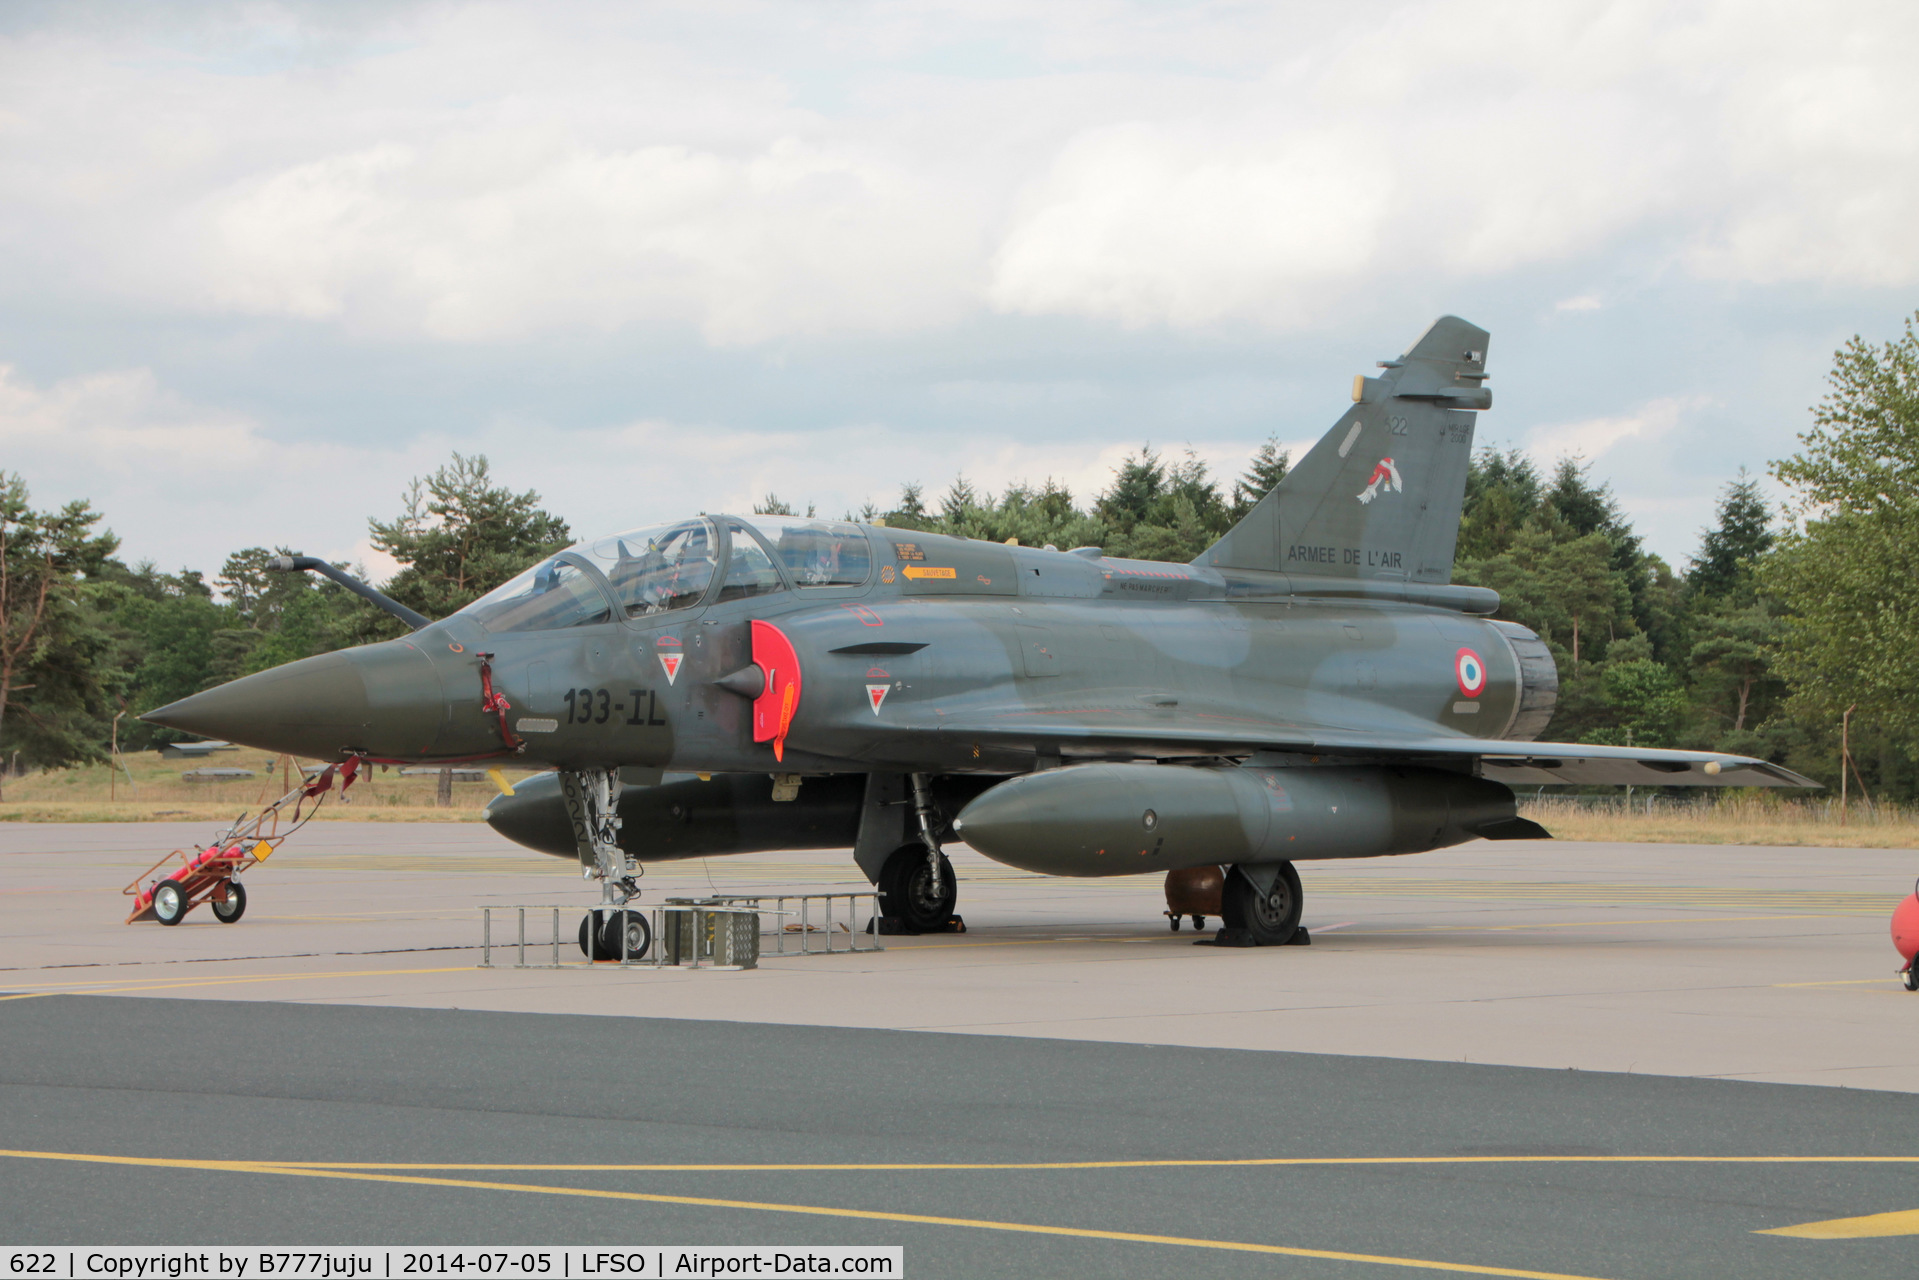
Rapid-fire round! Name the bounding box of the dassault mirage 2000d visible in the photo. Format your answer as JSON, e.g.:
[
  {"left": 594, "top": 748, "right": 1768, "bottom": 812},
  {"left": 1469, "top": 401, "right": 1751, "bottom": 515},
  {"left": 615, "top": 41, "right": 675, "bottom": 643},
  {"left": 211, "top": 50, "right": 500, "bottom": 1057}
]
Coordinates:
[{"left": 145, "top": 316, "right": 1815, "bottom": 957}]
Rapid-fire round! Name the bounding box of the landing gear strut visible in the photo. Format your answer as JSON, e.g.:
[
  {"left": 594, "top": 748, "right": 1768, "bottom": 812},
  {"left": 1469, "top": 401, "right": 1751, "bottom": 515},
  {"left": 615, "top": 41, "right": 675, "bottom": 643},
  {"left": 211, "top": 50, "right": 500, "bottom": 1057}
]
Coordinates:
[
  {"left": 560, "top": 767, "right": 649, "bottom": 960},
  {"left": 877, "top": 774, "right": 958, "bottom": 932}
]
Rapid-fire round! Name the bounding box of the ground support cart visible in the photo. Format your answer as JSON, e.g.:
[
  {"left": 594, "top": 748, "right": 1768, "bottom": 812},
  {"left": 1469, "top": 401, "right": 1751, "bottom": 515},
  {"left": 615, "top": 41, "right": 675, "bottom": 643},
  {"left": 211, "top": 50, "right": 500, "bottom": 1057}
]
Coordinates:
[{"left": 122, "top": 759, "right": 353, "bottom": 926}]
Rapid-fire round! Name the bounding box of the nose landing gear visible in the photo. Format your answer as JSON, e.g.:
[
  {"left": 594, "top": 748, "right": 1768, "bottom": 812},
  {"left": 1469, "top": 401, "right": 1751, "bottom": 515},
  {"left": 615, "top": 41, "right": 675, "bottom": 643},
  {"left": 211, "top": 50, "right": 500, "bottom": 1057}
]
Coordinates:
[
  {"left": 560, "top": 767, "right": 651, "bottom": 961},
  {"left": 580, "top": 908, "right": 652, "bottom": 961}
]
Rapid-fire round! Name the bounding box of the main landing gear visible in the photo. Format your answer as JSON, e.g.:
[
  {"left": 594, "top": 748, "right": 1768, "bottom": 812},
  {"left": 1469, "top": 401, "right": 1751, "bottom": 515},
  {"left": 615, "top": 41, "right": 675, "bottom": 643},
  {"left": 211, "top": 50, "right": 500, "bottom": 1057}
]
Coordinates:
[
  {"left": 877, "top": 774, "right": 960, "bottom": 934},
  {"left": 1218, "top": 862, "right": 1307, "bottom": 947},
  {"left": 560, "top": 767, "right": 652, "bottom": 961}
]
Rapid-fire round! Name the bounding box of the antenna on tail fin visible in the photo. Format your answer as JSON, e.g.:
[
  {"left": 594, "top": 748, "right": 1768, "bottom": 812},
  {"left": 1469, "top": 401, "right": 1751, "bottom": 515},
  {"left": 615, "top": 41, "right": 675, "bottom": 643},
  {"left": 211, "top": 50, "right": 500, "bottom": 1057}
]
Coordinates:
[{"left": 1195, "top": 316, "right": 1491, "bottom": 584}]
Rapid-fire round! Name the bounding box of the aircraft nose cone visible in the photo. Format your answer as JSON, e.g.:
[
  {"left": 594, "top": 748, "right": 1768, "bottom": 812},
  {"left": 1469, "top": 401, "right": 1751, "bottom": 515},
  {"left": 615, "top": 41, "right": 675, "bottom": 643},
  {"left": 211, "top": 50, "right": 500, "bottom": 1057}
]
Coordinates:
[{"left": 142, "top": 640, "right": 444, "bottom": 760}]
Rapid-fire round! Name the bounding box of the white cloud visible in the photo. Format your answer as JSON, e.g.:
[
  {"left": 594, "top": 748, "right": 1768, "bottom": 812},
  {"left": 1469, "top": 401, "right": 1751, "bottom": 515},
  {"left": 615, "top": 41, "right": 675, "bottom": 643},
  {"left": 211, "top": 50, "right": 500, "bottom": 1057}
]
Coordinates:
[
  {"left": 0, "top": 360, "right": 1276, "bottom": 579},
  {"left": 2, "top": 1, "right": 1915, "bottom": 344},
  {"left": 188, "top": 135, "right": 982, "bottom": 344},
  {"left": 1523, "top": 395, "right": 1711, "bottom": 468},
  {"left": 1, "top": 1, "right": 1915, "bottom": 577},
  {"left": 989, "top": 124, "right": 1394, "bottom": 328},
  {"left": 0, "top": 363, "right": 445, "bottom": 578},
  {"left": 0, "top": 365, "right": 268, "bottom": 477}
]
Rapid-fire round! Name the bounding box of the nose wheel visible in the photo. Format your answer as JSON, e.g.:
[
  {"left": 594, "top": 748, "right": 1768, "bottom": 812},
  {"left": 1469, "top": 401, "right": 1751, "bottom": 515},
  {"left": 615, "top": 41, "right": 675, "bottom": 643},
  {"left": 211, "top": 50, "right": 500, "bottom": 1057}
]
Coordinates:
[{"left": 580, "top": 908, "right": 652, "bottom": 961}]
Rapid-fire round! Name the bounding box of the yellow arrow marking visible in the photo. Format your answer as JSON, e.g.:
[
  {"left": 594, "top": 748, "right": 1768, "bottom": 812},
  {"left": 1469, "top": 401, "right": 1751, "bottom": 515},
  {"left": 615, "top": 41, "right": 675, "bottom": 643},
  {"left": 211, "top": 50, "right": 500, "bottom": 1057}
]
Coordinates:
[{"left": 1758, "top": 1208, "right": 1919, "bottom": 1239}]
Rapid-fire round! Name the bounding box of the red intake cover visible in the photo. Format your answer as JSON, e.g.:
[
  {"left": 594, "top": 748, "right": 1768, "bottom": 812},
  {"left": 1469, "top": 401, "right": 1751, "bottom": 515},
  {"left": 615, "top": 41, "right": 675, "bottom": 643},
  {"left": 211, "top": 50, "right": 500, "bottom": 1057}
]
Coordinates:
[{"left": 750, "top": 620, "right": 803, "bottom": 762}]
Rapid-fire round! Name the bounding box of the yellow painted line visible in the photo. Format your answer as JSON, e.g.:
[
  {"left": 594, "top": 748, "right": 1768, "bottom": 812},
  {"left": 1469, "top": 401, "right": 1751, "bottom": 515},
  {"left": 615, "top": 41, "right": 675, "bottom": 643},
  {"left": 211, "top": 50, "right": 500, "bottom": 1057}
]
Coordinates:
[
  {"left": 798, "top": 914, "right": 1840, "bottom": 948},
  {"left": 0, "top": 966, "right": 473, "bottom": 998},
  {"left": 1771, "top": 978, "right": 1904, "bottom": 988},
  {"left": 1758, "top": 1207, "right": 1919, "bottom": 1238},
  {"left": 1360, "top": 915, "right": 1832, "bottom": 935},
  {"left": 891, "top": 937, "right": 1105, "bottom": 951},
  {"left": 251, "top": 1155, "right": 1919, "bottom": 1172},
  {"left": 0, "top": 992, "right": 55, "bottom": 1003},
  {"left": 0, "top": 1149, "right": 1611, "bottom": 1280},
  {"left": 0, "top": 967, "right": 472, "bottom": 997}
]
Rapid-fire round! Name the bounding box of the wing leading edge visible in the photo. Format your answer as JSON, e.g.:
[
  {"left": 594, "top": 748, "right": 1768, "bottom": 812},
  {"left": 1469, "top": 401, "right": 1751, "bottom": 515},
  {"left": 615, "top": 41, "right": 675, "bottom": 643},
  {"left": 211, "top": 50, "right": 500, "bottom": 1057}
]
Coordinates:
[{"left": 904, "top": 706, "right": 1817, "bottom": 788}]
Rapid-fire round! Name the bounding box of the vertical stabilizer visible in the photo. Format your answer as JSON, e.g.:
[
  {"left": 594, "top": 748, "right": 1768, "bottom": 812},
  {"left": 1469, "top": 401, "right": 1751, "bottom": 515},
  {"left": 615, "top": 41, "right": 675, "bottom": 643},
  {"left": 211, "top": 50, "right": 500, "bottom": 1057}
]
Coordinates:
[{"left": 1196, "top": 316, "right": 1491, "bottom": 583}]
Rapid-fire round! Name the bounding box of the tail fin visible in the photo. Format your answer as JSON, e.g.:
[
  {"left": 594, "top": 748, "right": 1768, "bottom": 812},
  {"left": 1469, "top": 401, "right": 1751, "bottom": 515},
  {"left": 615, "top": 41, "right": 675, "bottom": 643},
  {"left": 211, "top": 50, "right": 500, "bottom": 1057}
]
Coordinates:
[{"left": 1195, "top": 316, "right": 1490, "bottom": 584}]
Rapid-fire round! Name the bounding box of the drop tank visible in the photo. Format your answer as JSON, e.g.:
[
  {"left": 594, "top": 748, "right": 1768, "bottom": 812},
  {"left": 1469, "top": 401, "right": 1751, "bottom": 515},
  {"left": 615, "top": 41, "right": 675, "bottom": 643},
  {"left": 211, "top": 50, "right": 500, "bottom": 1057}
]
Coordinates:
[{"left": 952, "top": 762, "right": 1531, "bottom": 876}]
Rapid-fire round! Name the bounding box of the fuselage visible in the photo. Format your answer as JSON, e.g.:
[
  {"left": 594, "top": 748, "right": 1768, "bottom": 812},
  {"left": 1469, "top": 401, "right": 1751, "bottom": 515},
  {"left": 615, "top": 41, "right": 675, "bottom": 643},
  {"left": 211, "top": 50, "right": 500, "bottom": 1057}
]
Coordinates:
[{"left": 145, "top": 514, "right": 1555, "bottom": 775}]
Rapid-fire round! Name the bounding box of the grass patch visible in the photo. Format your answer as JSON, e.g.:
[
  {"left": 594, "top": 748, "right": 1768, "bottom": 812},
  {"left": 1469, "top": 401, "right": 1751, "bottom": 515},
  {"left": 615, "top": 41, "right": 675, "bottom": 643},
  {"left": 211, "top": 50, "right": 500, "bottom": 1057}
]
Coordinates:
[
  {"left": 8, "top": 756, "right": 1914, "bottom": 849},
  {"left": 1521, "top": 795, "right": 1919, "bottom": 849},
  {"left": 0, "top": 751, "right": 540, "bottom": 823}
]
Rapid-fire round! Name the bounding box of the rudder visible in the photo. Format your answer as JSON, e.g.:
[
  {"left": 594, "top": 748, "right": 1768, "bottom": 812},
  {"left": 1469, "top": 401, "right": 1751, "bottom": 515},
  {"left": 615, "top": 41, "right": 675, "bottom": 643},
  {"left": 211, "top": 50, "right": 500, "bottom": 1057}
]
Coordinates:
[{"left": 1196, "top": 316, "right": 1491, "bottom": 584}]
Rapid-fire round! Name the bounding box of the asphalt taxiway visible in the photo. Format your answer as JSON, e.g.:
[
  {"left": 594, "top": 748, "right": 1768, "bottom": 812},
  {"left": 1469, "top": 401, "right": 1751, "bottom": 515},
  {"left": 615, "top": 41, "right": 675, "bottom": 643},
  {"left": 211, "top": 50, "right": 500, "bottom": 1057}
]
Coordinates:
[{"left": 1, "top": 822, "right": 1915, "bottom": 1276}]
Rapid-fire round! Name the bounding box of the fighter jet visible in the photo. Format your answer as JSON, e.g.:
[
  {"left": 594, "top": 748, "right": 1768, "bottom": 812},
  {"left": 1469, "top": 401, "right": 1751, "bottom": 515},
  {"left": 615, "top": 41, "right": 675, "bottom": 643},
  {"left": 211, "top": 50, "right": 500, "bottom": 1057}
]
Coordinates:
[{"left": 145, "top": 316, "right": 1815, "bottom": 956}]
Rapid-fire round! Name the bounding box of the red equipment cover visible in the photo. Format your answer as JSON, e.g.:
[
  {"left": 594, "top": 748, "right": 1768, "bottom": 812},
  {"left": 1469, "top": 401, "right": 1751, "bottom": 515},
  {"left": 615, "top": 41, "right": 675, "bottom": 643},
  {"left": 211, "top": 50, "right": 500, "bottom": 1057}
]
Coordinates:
[
  {"left": 750, "top": 620, "right": 802, "bottom": 763},
  {"left": 1893, "top": 889, "right": 1919, "bottom": 969}
]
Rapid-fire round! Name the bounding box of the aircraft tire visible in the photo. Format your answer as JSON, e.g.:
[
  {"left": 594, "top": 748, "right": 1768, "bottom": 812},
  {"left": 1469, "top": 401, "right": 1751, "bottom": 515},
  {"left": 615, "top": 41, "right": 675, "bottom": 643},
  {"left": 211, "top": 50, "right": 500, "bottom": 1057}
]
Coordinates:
[
  {"left": 1905, "top": 965, "right": 1918, "bottom": 993},
  {"left": 153, "top": 879, "right": 190, "bottom": 926},
  {"left": 878, "top": 843, "right": 956, "bottom": 931},
  {"left": 211, "top": 881, "right": 247, "bottom": 924},
  {"left": 1221, "top": 863, "right": 1302, "bottom": 946},
  {"left": 579, "top": 913, "right": 608, "bottom": 960},
  {"left": 599, "top": 909, "right": 652, "bottom": 961}
]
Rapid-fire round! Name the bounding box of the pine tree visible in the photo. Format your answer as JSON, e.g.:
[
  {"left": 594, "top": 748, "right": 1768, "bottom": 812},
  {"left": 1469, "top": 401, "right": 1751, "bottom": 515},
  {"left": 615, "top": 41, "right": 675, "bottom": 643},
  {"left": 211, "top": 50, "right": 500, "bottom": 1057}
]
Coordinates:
[
  {"left": 1689, "top": 471, "right": 1774, "bottom": 604},
  {"left": 368, "top": 453, "right": 572, "bottom": 626},
  {"left": 1231, "top": 436, "right": 1289, "bottom": 519},
  {"left": 0, "top": 474, "right": 122, "bottom": 783}
]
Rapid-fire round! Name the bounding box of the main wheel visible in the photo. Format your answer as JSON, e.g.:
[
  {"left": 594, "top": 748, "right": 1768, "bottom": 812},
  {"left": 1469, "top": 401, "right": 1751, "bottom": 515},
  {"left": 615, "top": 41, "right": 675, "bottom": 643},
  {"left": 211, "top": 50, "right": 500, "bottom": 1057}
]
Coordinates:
[
  {"left": 211, "top": 881, "right": 247, "bottom": 924},
  {"left": 1220, "top": 863, "right": 1303, "bottom": 946},
  {"left": 152, "top": 879, "right": 190, "bottom": 926},
  {"left": 599, "top": 909, "right": 652, "bottom": 961},
  {"left": 1905, "top": 965, "right": 1919, "bottom": 993},
  {"left": 878, "top": 843, "right": 956, "bottom": 932}
]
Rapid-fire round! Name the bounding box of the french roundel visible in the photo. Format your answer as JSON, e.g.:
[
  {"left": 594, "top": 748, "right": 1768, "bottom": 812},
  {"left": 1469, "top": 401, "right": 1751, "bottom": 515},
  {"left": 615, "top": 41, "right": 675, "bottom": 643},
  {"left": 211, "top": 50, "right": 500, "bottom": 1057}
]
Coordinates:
[{"left": 1455, "top": 647, "right": 1487, "bottom": 698}]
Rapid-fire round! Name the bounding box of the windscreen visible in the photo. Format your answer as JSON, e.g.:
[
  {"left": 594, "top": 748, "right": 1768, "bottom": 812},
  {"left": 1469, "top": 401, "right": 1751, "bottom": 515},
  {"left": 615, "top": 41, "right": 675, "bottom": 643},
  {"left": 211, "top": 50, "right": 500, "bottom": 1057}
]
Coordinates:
[
  {"left": 461, "top": 558, "right": 612, "bottom": 632},
  {"left": 588, "top": 519, "right": 718, "bottom": 617},
  {"left": 742, "top": 516, "right": 872, "bottom": 587}
]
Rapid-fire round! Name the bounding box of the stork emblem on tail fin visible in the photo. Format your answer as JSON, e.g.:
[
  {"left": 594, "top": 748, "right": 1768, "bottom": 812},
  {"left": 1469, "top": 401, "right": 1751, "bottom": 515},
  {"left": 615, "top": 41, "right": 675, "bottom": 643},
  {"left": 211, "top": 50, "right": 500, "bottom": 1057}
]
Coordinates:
[{"left": 1357, "top": 457, "right": 1402, "bottom": 504}]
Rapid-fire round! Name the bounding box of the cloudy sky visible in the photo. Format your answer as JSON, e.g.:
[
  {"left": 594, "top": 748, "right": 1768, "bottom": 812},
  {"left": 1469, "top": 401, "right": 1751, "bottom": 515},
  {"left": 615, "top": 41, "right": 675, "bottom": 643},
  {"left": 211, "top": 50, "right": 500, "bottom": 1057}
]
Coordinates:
[{"left": 3, "top": 0, "right": 1916, "bottom": 584}]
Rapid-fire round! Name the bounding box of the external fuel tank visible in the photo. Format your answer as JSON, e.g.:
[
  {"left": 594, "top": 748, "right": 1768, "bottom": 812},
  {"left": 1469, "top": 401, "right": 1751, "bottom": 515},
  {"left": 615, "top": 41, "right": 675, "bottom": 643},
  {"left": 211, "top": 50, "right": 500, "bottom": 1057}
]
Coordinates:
[{"left": 951, "top": 762, "right": 1534, "bottom": 877}]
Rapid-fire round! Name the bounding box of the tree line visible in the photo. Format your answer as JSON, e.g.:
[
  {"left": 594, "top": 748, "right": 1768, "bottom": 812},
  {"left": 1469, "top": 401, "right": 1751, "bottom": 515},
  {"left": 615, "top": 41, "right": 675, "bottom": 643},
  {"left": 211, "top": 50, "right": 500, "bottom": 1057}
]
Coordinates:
[{"left": 4, "top": 313, "right": 1917, "bottom": 801}]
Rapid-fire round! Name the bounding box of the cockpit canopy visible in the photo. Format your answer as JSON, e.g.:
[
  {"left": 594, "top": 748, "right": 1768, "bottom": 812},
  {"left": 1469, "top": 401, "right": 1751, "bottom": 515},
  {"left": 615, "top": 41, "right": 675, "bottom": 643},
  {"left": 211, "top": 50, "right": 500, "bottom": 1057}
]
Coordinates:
[
  {"left": 456, "top": 515, "right": 873, "bottom": 633},
  {"left": 739, "top": 515, "right": 871, "bottom": 587}
]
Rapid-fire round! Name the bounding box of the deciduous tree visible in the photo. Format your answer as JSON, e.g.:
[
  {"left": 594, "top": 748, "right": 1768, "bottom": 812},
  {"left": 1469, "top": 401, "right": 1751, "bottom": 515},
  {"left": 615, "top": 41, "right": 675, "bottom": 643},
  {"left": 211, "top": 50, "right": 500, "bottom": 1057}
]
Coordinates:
[{"left": 1767, "top": 311, "right": 1919, "bottom": 749}]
